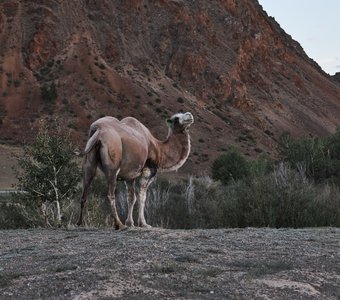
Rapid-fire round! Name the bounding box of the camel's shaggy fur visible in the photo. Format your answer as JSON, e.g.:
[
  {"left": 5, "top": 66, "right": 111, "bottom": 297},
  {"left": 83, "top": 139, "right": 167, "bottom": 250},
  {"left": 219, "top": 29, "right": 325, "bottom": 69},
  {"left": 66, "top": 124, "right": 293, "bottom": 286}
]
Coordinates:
[{"left": 77, "top": 112, "right": 194, "bottom": 229}]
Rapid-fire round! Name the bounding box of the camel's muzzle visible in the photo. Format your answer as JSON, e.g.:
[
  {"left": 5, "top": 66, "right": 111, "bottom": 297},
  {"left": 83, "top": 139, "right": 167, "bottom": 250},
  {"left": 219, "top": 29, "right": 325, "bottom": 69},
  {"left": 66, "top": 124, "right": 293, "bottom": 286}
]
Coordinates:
[{"left": 183, "top": 112, "right": 194, "bottom": 125}]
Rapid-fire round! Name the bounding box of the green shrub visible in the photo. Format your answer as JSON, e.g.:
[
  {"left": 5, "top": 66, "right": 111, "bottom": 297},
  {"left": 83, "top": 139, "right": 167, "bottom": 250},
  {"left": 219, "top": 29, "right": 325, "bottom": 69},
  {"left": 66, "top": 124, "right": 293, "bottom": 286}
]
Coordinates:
[
  {"left": 279, "top": 131, "right": 340, "bottom": 185},
  {"left": 11, "top": 122, "right": 80, "bottom": 227},
  {"left": 145, "top": 165, "right": 340, "bottom": 229},
  {"left": 247, "top": 155, "right": 273, "bottom": 176},
  {"left": 0, "top": 197, "right": 43, "bottom": 229},
  {"left": 13, "top": 79, "right": 21, "bottom": 87},
  {"left": 211, "top": 146, "right": 250, "bottom": 184},
  {"left": 326, "top": 127, "right": 340, "bottom": 158},
  {"left": 41, "top": 82, "right": 57, "bottom": 103}
]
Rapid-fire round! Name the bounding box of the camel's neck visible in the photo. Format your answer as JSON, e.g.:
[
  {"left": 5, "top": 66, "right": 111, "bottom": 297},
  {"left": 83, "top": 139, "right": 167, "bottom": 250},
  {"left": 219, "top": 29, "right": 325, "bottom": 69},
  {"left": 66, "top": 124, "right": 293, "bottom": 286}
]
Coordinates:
[{"left": 157, "top": 131, "right": 191, "bottom": 172}]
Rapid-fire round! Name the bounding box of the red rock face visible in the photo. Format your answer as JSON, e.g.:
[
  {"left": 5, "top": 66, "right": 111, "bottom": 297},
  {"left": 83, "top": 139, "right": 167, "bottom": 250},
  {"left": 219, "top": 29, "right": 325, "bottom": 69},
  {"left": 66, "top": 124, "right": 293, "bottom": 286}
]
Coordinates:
[{"left": 0, "top": 0, "right": 339, "bottom": 172}]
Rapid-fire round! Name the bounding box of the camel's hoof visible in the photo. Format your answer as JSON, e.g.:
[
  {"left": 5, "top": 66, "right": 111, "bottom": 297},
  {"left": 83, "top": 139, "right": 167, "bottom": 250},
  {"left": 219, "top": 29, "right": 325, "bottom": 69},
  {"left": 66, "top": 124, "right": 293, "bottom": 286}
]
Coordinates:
[
  {"left": 139, "top": 223, "right": 152, "bottom": 229},
  {"left": 125, "top": 221, "right": 135, "bottom": 228},
  {"left": 115, "top": 223, "right": 128, "bottom": 230}
]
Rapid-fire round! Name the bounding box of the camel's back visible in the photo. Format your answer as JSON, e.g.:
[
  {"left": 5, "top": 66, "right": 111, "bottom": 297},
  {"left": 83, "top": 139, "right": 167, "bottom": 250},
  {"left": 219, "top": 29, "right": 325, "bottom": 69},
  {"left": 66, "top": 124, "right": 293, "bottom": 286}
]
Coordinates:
[
  {"left": 90, "top": 116, "right": 118, "bottom": 130},
  {"left": 90, "top": 116, "right": 150, "bottom": 145},
  {"left": 103, "top": 115, "right": 156, "bottom": 146},
  {"left": 120, "top": 117, "right": 155, "bottom": 141},
  {"left": 91, "top": 116, "right": 150, "bottom": 135},
  {"left": 91, "top": 116, "right": 135, "bottom": 133}
]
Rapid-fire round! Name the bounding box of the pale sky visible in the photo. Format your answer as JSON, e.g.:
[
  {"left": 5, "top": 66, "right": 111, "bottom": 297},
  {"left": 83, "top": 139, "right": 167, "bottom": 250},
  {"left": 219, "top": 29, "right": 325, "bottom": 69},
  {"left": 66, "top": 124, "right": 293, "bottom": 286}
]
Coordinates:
[{"left": 258, "top": 0, "right": 340, "bottom": 75}]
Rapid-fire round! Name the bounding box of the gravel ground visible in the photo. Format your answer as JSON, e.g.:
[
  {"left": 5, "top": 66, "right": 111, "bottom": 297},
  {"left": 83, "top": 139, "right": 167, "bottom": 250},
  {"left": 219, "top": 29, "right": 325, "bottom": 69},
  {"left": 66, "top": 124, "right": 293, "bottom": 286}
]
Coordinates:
[{"left": 0, "top": 227, "right": 339, "bottom": 299}]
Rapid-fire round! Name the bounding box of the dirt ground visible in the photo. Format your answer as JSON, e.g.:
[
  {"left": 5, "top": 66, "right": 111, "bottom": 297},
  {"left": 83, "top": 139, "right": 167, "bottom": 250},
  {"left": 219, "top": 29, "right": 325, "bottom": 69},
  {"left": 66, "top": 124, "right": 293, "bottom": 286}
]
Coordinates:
[
  {"left": 0, "top": 227, "right": 339, "bottom": 299},
  {"left": 0, "top": 144, "right": 21, "bottom": 189}
]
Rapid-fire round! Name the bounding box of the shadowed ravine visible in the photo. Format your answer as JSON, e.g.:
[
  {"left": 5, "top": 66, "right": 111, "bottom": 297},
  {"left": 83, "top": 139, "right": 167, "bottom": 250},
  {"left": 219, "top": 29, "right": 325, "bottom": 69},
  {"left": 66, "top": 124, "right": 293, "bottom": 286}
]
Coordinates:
[{"left": 0, "top": 227, "right": 339, "bottom": 299}]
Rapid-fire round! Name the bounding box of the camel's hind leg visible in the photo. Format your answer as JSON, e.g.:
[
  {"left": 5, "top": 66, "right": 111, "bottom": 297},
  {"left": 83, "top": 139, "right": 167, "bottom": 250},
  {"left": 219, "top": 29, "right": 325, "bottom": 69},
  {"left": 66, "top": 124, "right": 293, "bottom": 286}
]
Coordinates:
[
  {"left": 99, "top": 143, "right": 125, "bottom": 230},
  {"left": 138, "top": 167, "right": 156, "bottom": 228},
  {"left": 125, "top": 180, "right": 136, "bottom": 227},
  {"left": 104, "top": 168, "right": 126, "bottom": 230},
  {"left": 100, "top": 138, "right": 126, "bottom": 229},
  {"left": 77, "top": 151, "right": 98, "bottom": 226}
]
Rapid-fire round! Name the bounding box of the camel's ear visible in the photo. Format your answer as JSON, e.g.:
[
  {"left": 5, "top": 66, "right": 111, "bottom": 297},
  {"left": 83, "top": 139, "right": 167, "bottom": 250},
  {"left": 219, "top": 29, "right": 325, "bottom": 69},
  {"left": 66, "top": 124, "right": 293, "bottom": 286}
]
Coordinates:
[{"left": 166, "top": 119, "right": 173, "bottom": 128}]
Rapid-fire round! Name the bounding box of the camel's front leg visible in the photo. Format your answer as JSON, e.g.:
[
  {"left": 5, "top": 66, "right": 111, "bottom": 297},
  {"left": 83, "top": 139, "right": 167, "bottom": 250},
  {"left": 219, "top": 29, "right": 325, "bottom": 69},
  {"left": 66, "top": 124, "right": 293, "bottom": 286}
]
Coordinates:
[
  {"left": 138, "top": 168, "right": 155, "bottom": 227},
  {"left": 125, "top": 180, "right": 136, "bottom": 227}
]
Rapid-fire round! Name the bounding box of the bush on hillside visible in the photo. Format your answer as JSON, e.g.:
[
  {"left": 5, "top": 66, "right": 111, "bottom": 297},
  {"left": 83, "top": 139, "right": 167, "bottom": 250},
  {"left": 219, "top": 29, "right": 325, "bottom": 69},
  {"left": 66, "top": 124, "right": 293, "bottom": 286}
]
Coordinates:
[
  {"left": 211, "top": 146, "right": 250, "bottom": 184},
  {"left": 41, "top": 82, "right": 57, "bottom": 103},
  {"left": 279, "top": 130, "right": 340, "bottom": 185}
]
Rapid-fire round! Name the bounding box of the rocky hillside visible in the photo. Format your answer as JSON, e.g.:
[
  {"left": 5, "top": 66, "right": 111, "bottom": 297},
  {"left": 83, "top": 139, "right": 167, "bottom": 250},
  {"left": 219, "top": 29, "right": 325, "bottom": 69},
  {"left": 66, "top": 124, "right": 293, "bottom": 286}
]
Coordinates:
[{"left": 0, "top": 0, "right": 340, "bottom": 173}]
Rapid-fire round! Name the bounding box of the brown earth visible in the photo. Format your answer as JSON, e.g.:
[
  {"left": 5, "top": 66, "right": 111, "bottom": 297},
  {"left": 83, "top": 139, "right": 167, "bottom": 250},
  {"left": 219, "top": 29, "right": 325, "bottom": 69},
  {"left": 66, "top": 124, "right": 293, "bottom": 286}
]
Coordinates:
[
  {"left": 0, "top": 227, "right": 339, "bottom": 299},
  {"left": 0, "top": 0, "right": 340, "bottom": 176}
]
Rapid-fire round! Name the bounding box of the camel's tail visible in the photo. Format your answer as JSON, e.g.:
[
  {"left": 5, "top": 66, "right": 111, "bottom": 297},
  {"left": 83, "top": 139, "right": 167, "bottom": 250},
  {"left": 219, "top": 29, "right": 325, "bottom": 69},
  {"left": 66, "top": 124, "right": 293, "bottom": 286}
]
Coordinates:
[{"left": 84, "top": 128, "right": 100, "bottom": 154}]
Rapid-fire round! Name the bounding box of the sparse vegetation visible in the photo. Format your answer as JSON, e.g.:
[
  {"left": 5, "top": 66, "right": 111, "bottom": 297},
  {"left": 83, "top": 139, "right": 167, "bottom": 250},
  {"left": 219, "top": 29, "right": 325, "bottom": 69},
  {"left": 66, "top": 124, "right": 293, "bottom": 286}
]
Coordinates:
[
  {"left": 0, "top": 272, "right": 25, "bottom": 288},
  {"left": 47, "top": 59, "right": 54, "bottom": 68},
  {"left": 145, "top": 163, "right": 340, "bottom": 229},
  {"left": 177, "top": 97, "right": 185, "bottom": 103},
  {"left": 13, "top": 79, "right": 21, "bottom": 87},
  {"left": 237, "top": 130, "right": 256, "bottom": 145},
  {"left": 1, "top": 131, "right": 340, "bottom": 229},
  {"left": 41, "top": 82, "right": 57, "bottom": 104},
  {"left": 0, "top": 103, "right": 7, "bottom": 125},
  {"left": 67, "top": 122, "right": 77, "bottom": 129},
  {"left": 151, "top": 260, "right": 184, "bottom": 274}
]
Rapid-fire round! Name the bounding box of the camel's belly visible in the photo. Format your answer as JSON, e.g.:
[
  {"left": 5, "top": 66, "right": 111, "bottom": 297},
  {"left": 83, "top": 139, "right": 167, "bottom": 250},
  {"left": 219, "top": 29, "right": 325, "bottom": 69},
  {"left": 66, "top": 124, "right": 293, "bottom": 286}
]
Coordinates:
[
  {"left": 117, "top": 166, "right": 143, "bottom": 180},
  {"left": 117, "top": 139, "right": 148, "bottom": 180}
]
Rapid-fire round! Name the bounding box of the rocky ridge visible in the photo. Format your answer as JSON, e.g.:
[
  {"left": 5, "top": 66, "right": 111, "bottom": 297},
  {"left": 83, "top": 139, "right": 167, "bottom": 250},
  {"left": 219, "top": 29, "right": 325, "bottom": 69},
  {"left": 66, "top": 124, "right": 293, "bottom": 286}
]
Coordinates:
[{"left": 0, "top": 0, "right": 339, "bottom": 173}]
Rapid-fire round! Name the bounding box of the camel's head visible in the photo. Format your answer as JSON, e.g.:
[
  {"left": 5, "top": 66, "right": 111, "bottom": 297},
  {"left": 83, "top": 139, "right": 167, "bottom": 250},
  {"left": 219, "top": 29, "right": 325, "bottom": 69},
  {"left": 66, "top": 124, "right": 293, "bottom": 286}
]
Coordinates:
[{"left": 166, "top": 112, "right": 194, "bottom": 133}]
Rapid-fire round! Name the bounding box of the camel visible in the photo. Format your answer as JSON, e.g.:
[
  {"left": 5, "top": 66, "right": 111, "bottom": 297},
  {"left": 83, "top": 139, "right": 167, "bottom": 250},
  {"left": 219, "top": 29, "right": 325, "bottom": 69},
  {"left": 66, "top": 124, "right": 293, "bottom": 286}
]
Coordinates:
[{"left": 77, "top": 112, "right": 194, "bottom": 229}]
